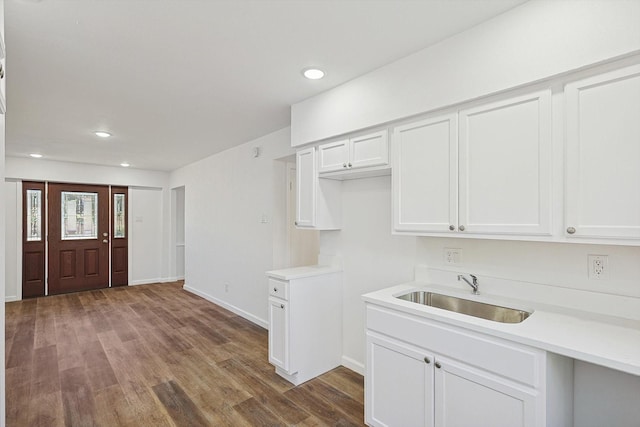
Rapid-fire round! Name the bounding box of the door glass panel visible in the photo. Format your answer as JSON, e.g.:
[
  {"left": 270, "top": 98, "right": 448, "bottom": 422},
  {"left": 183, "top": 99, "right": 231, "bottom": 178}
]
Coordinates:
[
  {"left": 114, "top": 193, "right": 126, "bottom": 238},
  {"left": 61, "top": 191, "right": 98, "bottom": 240},
  {"left": 26, "top": 189, "right": 42, "bottom": 241}
]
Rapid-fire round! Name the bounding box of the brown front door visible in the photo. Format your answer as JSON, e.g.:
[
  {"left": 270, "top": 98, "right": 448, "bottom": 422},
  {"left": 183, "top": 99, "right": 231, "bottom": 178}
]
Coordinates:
[{"left": 48, "top": 183, "right": 110, "bottom": 295}]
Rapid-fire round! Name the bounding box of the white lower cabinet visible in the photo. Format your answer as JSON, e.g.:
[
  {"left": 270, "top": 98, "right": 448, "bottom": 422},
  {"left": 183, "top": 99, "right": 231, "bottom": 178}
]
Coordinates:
[
  {"left": 365, "top": 304, "right": 573, "bottom": 427},
  {"left": 267, "top": 272, "right": 342, "bottom": 385}
]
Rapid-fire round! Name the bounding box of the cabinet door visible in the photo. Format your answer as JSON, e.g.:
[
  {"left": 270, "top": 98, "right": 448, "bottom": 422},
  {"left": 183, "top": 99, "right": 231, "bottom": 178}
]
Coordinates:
[
  {"left": 350, "top": 130, "right": 389, "bottom": 169},
  {"left": 434, "top": 357, "right": 537, "bottom": 427},
  {"left": 565, "top": 64, "right": 640, "bottom": 240},
  {"left": 318, "top": 139, "right": 349, "bottom": 173},
  {"left": 268, "top": 298, "right": 289, "bottom": 372},
  {"left": 296, "top": 147, "right": 316, "bottom": 227},
  {"left": 393, "top": 114, "right": 458, "bottom": 233},
  {"left": 366, "top": 333, "right": 434, "bottom": 427},
  {"left": 458, "top": 91, "right": 552, "bottom": 235}
]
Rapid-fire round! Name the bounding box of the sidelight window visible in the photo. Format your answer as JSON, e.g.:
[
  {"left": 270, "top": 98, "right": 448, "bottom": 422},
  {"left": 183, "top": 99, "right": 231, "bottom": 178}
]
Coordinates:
[
  {"left": 114, "top": 193, "right": 126, "bottom": 238},
  {"left": 26, "top": 189, "right": 42, "bottom": 241}
]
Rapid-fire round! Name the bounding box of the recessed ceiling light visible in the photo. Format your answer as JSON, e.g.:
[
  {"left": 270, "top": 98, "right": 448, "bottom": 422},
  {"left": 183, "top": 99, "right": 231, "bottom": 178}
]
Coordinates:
[
  {"left": 29, "top": 153, "right": 43, "bottom": 158},
  {"left": 302, "top": 68, "right": 325, "bottom": 80},
  {"left": 120, "top": 162, "right": 130, "bottom": 167},
  {"left": 94, "top": 131, "right": 111, "bottom": 138}
]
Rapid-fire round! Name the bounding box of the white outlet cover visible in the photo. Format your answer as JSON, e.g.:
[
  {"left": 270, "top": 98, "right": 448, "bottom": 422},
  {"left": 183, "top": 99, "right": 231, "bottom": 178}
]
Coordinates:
[
  {"left": 588, "top": 254, "right": 609, "bottom": 279},
  {"left": 444, "top": 248, "right": 462, "bottom": 264}
]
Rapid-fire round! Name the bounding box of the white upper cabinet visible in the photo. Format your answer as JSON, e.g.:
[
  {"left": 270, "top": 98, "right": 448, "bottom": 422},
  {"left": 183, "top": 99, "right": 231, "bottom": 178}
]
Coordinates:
[
  {"left": 565, "top": 64, "right": 640, "bottom": 240},
  {"left": 295, "top": 147, "right": 341, "bottom": 230},
  {"left": 393, "top": 114, "right": 458, "bottom": 233},
  {"left": 458, "top": 91, "right": 552, "bottom": 235},
  {"left": 393, "top": 90, "right": 552, "bottom": 237},
  {"left": 318, "top": 130, "right": 389, "bottom": 175}
]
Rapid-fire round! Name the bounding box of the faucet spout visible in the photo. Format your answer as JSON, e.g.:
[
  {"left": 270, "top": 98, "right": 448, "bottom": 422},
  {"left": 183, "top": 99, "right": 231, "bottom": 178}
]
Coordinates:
[{"left": 458, "top": 274, "right": 480, "bottom": 295}]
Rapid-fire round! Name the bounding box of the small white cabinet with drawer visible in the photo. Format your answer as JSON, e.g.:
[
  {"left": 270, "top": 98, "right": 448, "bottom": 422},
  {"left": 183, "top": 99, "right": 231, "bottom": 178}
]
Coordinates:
[
  {"left": 266, "top": 267, "right": 342, "bottom": 385},
  {"left": 365, "top": 304, "right": 573, "bottom": 427}
]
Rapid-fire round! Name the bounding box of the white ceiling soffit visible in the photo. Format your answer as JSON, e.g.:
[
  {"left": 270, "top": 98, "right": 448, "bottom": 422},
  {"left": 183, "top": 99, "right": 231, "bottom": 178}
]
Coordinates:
[{"left": 5, "top": 0, "right": 528, "bottom": 171}]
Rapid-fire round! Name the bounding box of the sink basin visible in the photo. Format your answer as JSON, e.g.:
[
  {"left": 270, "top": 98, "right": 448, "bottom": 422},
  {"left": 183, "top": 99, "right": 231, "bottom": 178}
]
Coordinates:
[{"left": 396, "top": 291, "right": 531, "bottom": 324}]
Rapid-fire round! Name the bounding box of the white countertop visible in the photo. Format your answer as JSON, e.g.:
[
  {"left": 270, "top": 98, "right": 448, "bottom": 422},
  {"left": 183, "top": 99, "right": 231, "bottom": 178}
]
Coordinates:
[
  {"left": 266, "top": 265, "right": 342, "bottom": 280},
  {"left": 363, "top": 282, "right": 640, "bottom": 377}
]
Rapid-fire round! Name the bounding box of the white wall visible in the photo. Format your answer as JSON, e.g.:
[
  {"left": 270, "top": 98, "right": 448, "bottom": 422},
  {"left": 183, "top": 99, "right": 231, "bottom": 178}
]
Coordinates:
[
  {"left": 291, "top": 0, "right": 640, "bottom": 145},
  {"left": 170, "top": 127, "right": 294, "bottom": 327},
  {"left": 129, "top": 187, "right": 164, "bottom": 285},
  {"left": 4, "top": 180, "right": 18, "bottom": 301},
  {"left": 3, "top": 157, "right": 172, "bottom": 297}
]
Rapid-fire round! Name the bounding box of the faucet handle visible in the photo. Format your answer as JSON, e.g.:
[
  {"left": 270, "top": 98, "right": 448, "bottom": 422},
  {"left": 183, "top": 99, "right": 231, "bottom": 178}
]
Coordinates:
[{"left": 470, "top": 274, "right": 477, "bottom": 281}]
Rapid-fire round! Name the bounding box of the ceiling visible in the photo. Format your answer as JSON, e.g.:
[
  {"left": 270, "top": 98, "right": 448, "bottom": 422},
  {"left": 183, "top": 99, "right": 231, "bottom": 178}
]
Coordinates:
[{"left": 5, "top": 0, "right": 528, "bottom": 172}]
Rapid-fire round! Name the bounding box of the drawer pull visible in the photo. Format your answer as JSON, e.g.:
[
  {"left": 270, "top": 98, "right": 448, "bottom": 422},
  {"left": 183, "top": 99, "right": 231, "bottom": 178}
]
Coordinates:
[
  {"left": 273, "top": 287, "right": 278, "bottom": 292},
  {"left": 280, "top": 304, "right": 284, "bottom": 309},
  {"left": 424, "top": 357, "right": 431, "bottom": 364},
  {"left": 435, "top": 362, "right": 442, "bottom": 369}
]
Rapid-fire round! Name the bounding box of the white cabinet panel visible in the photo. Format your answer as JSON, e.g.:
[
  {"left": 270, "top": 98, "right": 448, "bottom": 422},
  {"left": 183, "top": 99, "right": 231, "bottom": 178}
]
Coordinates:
[
  {"left": 268, "top": 298, "right": 288, "bottom": 371},
  {"left": 296, "top": 147, "right": 316, "bottom": 227},
  {"left": 565, "top": 64, "right": 640, "bottom": 240},
  {"left": 318, "top": 139, "right": 349, "bottom": 173},
  {"left": 435, "top": 357, "right": 536, "bottom": 427},
  {"left": 367, "top": 333, "right": 434, "bottom": 427},
  {"left": 350, "top": 130, "right": 389, "bottom": 169},
  {"left": 393, "top": 114, "right": 458, "bottom": 232},
  {"left": 318, "top": 130, "right": 389, "bottom": 177},
  {"left": 459, "top": 91, "right": 552, "bottom": 235}
]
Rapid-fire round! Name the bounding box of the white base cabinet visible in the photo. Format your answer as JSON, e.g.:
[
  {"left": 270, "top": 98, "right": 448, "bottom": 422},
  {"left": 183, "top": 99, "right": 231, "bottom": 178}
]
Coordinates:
[
  {"left": 267, "top": 272, "right": 342, "bottom": 386},
  {"left": 365, "top": 304, "right": 573, "bottom": 427}
]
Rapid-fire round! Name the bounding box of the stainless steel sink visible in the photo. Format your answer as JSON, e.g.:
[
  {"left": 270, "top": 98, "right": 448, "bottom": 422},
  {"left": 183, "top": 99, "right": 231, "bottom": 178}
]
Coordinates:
[{"left": 396, "top": 291, "right": 531, "bottom": 324}]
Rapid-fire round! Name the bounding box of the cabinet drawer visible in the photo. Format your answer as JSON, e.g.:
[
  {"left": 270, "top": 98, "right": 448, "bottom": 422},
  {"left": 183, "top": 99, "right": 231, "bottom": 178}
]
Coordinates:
[
  {"left": 269, "top": 278, "right": 289, "bottom": 300},
  {"left": 366, "top": 304, "right": 542, "bottom": 387}
]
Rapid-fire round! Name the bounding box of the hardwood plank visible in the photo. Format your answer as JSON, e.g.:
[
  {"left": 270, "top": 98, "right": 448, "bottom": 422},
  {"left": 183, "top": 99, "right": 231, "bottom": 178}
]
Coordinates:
[
  {"left": 319, "top": 366, "right": 366, "bottom": 404},
  {"left": 60, "top": 366, "right": 99, "bottom": 427},
  {"left": 152, "top": 380, "right": 210, "bottom": 427},
  {"left": 302, "top": 378, "right": 365, "bottom": 425},
  {"left": 219, "top": 358, "right": 309, "bottom": 424},
  {"left": 284, "top": 384, "right": 362, "bottom": 427},
  {"left": 27, "top": 390, "right": 65, "bottom": 427},
  {"left": 31, "top": 344, "right": 61, "bottom": 396},
  {"left": 234, "top": 396, "right": 284, "bottom": 426}
]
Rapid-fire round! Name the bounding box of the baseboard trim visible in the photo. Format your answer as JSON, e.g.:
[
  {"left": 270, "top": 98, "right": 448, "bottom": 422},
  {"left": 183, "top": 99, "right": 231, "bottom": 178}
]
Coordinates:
[
  {"left": 5, "top": 296, "right": 20, "bottom": 302},
  {"left": 341, "top": 355, "right": 365, "bottom": 376},
  {"left": 183, "top": 285, "right": 268, "bottom": 329}
]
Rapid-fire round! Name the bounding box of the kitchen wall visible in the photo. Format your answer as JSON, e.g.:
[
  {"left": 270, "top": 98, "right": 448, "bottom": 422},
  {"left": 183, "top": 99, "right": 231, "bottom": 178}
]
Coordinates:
[
  {"left": 3, "top": 157, "right": 172, "bottom": 299},
  {"left": 169, "top": 127, "right": 294, "bottom": 327}
]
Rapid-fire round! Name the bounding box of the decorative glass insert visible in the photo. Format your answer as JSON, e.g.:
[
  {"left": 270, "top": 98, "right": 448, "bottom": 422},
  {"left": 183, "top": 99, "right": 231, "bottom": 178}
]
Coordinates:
[
  {"left": 114, "top": 193, "right": 126, "bottom": 238},
  {"left": 62, "top": 191, "right": 98, "bottom": 240},
  {"left": 26, "top": 189, "right": 42, "bottom": 241}
]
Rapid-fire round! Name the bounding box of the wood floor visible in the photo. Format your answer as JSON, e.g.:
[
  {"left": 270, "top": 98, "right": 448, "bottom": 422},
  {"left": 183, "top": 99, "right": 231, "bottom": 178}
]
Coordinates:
[{"left": 5, "top": 281, "right": 365, "bottom": 426}]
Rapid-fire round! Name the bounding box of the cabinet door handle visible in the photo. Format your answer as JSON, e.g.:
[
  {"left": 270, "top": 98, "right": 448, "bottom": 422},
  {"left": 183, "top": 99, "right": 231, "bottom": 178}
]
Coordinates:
[
  {"left": 348, "top": 162, "right": 352, "bottom": 168},
  {"left": 567, "top": 227, "right": 576, "bottom": 234},
  {"left": 280, "top": 304, "right": 284, "bottom": 309},
  {"left": 273, "top": 287, "right": 278, "bottom": 292},
  {"left": 435, "top": 362, "right": 442, "bottom": 369},
  {"left": 343, "top": 163, "right": 347, "bottom": 168},
  {"left": 294, "top": 221, "right": 298, "bottom": 226},
  {"left": 449, "top": 225, "right": 455, "bottom": 231},
  {"left": 458, "top": 225, "right": 465, "bottom": 231},
  {"left": 424, "top": 357, "right": 431, "bottom": 364}
]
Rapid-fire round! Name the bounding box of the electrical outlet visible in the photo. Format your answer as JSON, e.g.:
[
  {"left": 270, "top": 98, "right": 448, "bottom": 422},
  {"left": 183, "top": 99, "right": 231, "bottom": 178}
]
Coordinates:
[
  {"left": 444, "top": 248, "right": 462, "bottom": 264},
  {"left": 588, "top": 255, "right": 608, "bottom": 279}
]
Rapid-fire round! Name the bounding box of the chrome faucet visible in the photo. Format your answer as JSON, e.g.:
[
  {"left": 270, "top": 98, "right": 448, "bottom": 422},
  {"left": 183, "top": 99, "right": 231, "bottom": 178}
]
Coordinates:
[{"left": 458, "top": 274, "right": 479, "bottom": 295}]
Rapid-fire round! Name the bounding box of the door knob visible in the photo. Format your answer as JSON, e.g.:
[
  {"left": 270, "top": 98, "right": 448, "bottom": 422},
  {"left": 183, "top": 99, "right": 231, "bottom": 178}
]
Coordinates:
[
  {"left": 102, "top": 239, "right": 108, "bottom": 243},
  {"left": 103, "top": 232, "right": 109, "bottom": 237}
]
